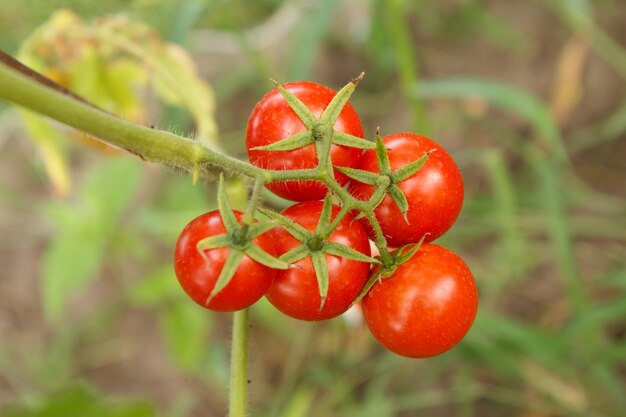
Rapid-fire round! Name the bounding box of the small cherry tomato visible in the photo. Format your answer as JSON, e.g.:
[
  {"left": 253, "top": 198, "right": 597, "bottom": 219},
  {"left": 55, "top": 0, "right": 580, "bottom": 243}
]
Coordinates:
[
  {"left": 362, "top": 244, "right": 478, "bottom": 358},
  {"left": 350, "top": 132, "right": 464, "bottom": 246},
  {"left": 266, "top": 201, "right": 371, "bottom": 320},
  {"left": 174, "top": 210, "right": 277, "bottom": 312},
  {"left": 246, "top": 81, "right": 365, "bottom": 201}
]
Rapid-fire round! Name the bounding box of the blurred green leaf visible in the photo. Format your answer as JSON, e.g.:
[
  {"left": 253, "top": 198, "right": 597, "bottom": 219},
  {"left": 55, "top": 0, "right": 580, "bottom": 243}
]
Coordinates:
[
  {"left": 481, "top": 150, "right": 530, "bottom": 291},
  {"left": 289, "top": 0, "right": 341, "bottom": 80},
  {"left": 20, "top": 110, "right": 71, "bottom": 197},
  {"left": 465, "top": 312, "right": 568, "bottom": 373},
  {"left": 159, "top": 302, "right": 212, "bottom": 373},
  {"left": 528, "top": 148, "right": 587, "bottom": 313},
  {"left": 148, "top": 43, "right": 218, "bottom": 145},
  {"left": 69, "top": 47, "right": 112, "bottom": 109},
  {"left": 104, "top": 59, "right": 148, "bottom": 119},
  {"left": 417, "top": 77, "right": 566, "bottom": 159},
  {"left": 131, "top": 267, "right": 182, "bottom": 307},
  {"left": 165, "top": 0, "right": 208, "bottom": 44},
  {"left": 543, "top": 0, "right": 626, "bottom": 79},
  {"left": 567, "top": 295, "right": 626, "bottom": 336},
  {"left": 1, "top": 384, "right": 155, "bottom": 417},
  {"left": 278, "top": 387, "right": 315, "bottom": 417},
  {"left": 82, "top": 157, "right": 142, "bottom": 222},
  {"left": 601, "top": 268, "right": 626, "bottom": 289},
  {"left": 41, "top": 231, "right": 105, "bottom": 322},
  {"left": 40, "top": 157, "right": 142, "bottom": 322},
  {"left": 384, "top": 0, "right": 429, "bottom": 133},
  {"left": 137, "top": 173, "right": 212, "bottom": 240}
]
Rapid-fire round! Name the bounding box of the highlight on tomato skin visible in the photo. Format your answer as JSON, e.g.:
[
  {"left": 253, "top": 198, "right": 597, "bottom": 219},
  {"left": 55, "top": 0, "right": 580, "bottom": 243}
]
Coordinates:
[
  {"left": 361, "top": 243, "right": 478, "bottom": 358},
  {"left": 265, "top": 201, "right": 372, "bottom": 321},
  {"left": 245, "top": 81, "right": 365, "bottom": 202},
  {"left": 349, "top": 132, "right": 464, "bottom": 247},
  {"left": 173, "top": 210, "right": 278, "bottom": 312}
]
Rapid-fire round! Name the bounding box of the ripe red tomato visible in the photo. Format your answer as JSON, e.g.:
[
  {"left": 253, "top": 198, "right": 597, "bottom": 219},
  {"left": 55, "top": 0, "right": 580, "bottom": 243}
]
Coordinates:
[
  {"left": 362, "top": 244, "right": 478, "bottom": 358},
  {"left": 349, "top": 132, "right": 464, "bottom": 246},
  {"left": 266, "top": 201, "right": 371, "bottom": 320},
  {"left": 246, "top": 81, "right": 365, "bottom": 201},
  {"left": 174, "top": 210, "right": 277, "bottom": 312}
]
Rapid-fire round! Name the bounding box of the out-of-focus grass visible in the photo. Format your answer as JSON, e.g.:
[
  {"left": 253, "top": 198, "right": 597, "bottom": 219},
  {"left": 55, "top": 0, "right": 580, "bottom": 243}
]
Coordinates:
[{"left": 0, "top": 1, "right": 625, "bottom": 417}]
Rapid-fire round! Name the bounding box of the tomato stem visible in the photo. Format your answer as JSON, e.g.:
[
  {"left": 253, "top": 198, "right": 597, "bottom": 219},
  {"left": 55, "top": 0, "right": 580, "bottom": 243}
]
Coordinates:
[
  {"left": 0, "top": 55, "right": 404, "bottom": 321},
  {"left": 243, "top": 177, "right": 265, "bottom": 225},
  {"left": 364, "top": 211, "right": 394, "bottom": 268},
  {"left": 228, "top": 308, "right": 249, "bottom": 417}
]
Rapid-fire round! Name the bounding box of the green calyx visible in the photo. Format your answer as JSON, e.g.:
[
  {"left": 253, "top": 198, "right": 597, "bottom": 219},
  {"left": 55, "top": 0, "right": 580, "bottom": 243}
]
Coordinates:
[
  {"left": 351, "top": 236, "right": 427, "bottom": 306},
  {"left": 0, "top": 57, "right": 420, "bottom": 312},
  {"left": 307, "top": 235, "right": 325, "bottom": 251},
  {"left": 196, "top": 174, "right": 290, "bottom": 306},
  {"left": 337, "top": 132, "right": 433, "bottom": 223},
  {"left": 258, "top": 196, "right": 377, "bottom": 309},
  {"left": 251, "top": 77, "right": 375, "bottom": 155}
]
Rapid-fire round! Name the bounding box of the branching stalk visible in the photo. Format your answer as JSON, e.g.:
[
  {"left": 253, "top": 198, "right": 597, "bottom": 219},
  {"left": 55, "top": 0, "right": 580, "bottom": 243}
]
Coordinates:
[{"left": 0, "top": 55, "right": 428, "bottom": 416}]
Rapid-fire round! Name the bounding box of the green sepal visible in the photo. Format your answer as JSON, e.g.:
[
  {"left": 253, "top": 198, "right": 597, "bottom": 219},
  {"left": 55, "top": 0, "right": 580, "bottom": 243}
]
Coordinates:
[
  {"left": 250, "top": 131, "right": 313, "bottom": 152},
  {"left": 319, "top": 77, "right": 358, "bottom": 125},
  {"left": 196, "top": 234, "right": 230, "bottom": 251},
  {"left": 245, "top": 244, "right": 290, "bottom": 270},
  {"left": 350, "top": 236, "right": 426, "bottom": 306},
  {"left": 217, "top": 173, "right": 239, "bottom": 233},
  {"left": 394, "top": 236, "right": 426, "bottom": 266},
  {"left": 351, "top": 267, "right": 384, "bottom": 306},
  {"left": 324, "top": 241, "right": 378, "bottom": 263},
  {"left": 332, "top": 131, "right": 376, "bottom": 149},
  {"left": 335, "top": 166, "right": 379, "bottom": 185},
  {"left": 272, "top": 79, "right": 317, "bottom": 128},
  {"left": 352, "top": 211, "right": 367, "bottom": 221},
  {"left": 391, "top": 151, "right": 432, "bottom": 183},
  {"left": 388, "top": 184, "right": 409, "bottom": 221},
  {"left": 311, "top": 251, "right": 329, "bottom": 310},
  {"left": 248, "top": 221, "right": 278, "bottom": 239},
  {"left": 315, "top": 194, "right": 334, "bottom": 234},
  {"left": 375, "top": 133, "right": 392, "bottom": 173},
  {"left": 258, "top": 208, "right": 310, "bottom": 241},
  {"left": 279, "top": 245, "right": 310, "bottom": 265},
  {"left": 206, "top": 249, "right": 244, "bottom": 305}
]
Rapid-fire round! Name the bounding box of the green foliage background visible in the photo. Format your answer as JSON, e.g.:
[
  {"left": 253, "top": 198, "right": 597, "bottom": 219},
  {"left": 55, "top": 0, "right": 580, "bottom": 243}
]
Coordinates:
[{"left": 0, "top": 0, "right": 624, "bottom": 416}]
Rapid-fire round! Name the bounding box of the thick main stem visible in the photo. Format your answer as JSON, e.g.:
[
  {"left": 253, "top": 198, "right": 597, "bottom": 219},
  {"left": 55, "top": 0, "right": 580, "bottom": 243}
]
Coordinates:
[
  {"left": 0, "top": 62, "right": 263, "bottom": 178},
  {"left": 229, "top": 309, "right": 249, "bottom": 417}
]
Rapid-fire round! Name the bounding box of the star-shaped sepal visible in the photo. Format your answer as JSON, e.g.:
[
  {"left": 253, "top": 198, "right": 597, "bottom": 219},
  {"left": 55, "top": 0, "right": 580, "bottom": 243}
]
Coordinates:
[
  {"left": 350, "top": 235, "right": 427, "bottom": 306},
  {"left": 195, "top": 174, "right": 290, "bottom": 306},
  {"left": 258, "top": 195, "right": 378, "bottom": 310},
  {"left": 250, "top": 74, "right": 376, "bottom": 154},
  {"left": 337, "top": 130, "right": 434, "bottom": 222}
]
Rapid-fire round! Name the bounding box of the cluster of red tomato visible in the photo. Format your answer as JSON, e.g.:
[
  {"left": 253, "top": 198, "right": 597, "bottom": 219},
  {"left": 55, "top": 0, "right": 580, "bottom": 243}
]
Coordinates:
[{"left": 174, "top": 81, "right": 478, "bottom": 358}]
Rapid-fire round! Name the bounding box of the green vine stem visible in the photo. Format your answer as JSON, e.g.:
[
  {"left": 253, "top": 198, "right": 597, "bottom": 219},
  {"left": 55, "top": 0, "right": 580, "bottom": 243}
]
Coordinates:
[
  {"left": 0, "top": 53, "right": 428, "bottom": 413},
  {"left": 0, "top": 56, "right": 407, "bottom": 254},
  {"left": 0, "top": 60, "right": 263, "bottom": 178},
  {"left": 229, "top": 308, "right": 249, "bottom": 417}
]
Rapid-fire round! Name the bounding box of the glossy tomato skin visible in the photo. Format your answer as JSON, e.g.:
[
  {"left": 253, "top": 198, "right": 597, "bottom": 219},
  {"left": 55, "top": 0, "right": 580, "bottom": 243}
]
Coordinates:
[
  {"left": 362, "top": 244, "right": 477, "bottom": 358},
  {"left": 266, "top": 201, "right": 371, "bottom": 321},
  {"left": 246, "top": 81, "right": 365, "bottom": 201},
  {"left": 349, "top": 133, "right": 464, "bottom": 246},
  {"left": 174, "top": 210, "right": 277, "bottom": 312}
]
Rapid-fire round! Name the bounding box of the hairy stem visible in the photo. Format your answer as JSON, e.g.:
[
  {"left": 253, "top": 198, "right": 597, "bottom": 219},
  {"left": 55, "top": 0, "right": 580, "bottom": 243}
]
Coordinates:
[
  {"left": 365, "top": 211, "right": 394, "bottom": 267},
  {"left": 322, "top": 203, "right": 353, "bottom": 239},
  {"left": 229, "top": 309, "right": 249, "bottom": 417},
  {"left": 244, "top": 178, "right": 265, "bottom": 221},
  {"left": 0, "top": 54, "right": 400, "bottom": 271},
  {"left": 0, "top": 61, "right": 262, "bottom": 179}
]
